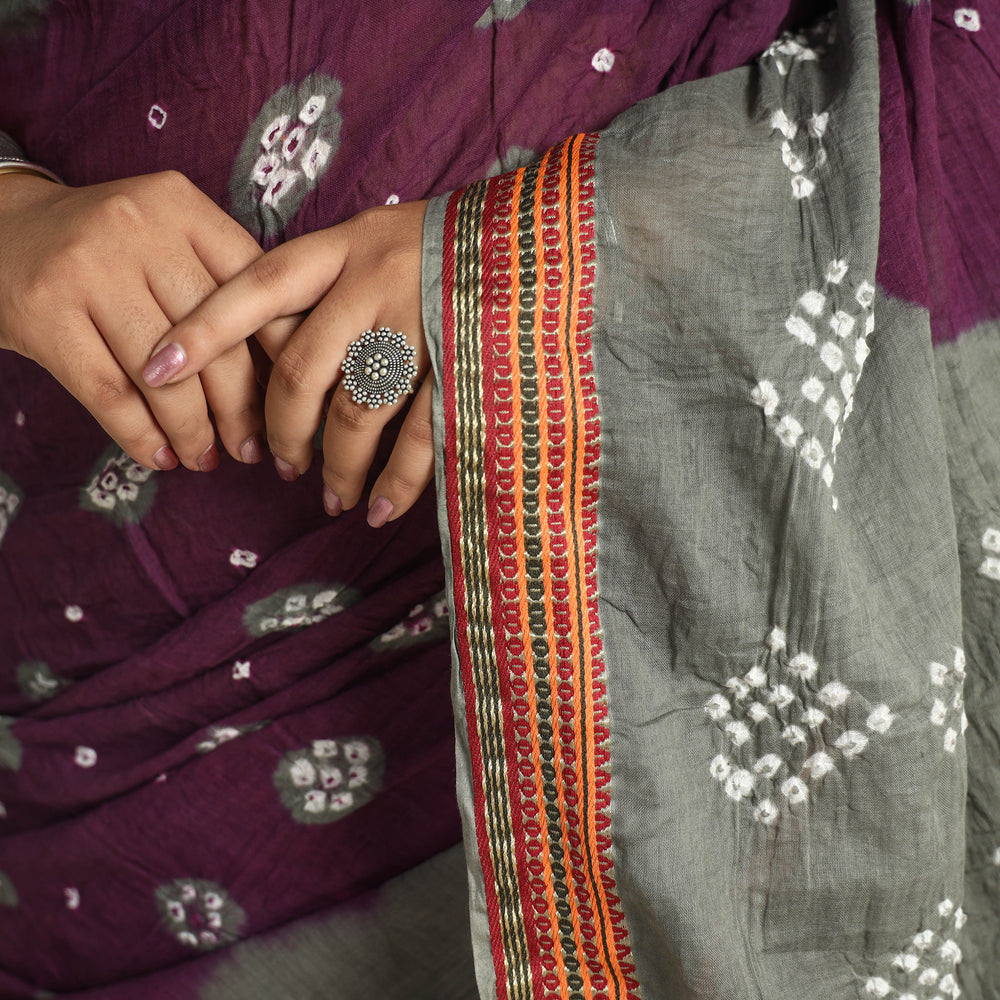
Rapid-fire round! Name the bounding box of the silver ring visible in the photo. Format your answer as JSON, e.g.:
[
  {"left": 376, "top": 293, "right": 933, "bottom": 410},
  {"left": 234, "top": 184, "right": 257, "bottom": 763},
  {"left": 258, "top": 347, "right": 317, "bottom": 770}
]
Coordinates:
[{"left": 341, "top": 328, "right": 418, "bottom": 409}]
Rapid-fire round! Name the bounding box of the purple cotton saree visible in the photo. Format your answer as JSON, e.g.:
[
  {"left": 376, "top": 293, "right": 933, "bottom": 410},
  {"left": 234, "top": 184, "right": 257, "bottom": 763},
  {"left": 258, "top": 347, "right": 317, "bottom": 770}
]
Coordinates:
[{"left": 2, "top": 1, "right": 1000, "bottom": 998}]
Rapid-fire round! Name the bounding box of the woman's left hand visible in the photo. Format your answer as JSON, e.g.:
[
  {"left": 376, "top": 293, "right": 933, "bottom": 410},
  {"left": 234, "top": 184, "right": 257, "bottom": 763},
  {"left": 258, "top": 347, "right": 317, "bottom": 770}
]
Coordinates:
[{"left": 143, "top": 201, "right": 433, "bottom": 527}]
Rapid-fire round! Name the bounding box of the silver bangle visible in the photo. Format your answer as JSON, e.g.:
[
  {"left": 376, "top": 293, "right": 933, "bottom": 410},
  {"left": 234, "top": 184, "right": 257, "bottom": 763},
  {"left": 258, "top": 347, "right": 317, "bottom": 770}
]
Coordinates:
[{"left": 0, "top": 158, "right": 63, "bottom": 184}]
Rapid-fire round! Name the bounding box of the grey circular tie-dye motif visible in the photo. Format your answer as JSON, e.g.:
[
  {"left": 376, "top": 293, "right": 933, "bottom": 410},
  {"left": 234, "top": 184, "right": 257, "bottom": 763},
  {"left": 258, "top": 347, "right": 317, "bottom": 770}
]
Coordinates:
[
  {"left": 229, "top": 75, "right": 343, "bottom": 242},
  {"left": 156, "top": 879, "right": 246, "bottom": 951}
]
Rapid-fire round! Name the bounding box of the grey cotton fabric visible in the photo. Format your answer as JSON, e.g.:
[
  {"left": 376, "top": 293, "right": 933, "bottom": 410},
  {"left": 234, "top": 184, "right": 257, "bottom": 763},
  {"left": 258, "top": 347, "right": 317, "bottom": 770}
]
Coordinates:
[{"left": 423, "top": 0, "right": 989, "bottom": 996}]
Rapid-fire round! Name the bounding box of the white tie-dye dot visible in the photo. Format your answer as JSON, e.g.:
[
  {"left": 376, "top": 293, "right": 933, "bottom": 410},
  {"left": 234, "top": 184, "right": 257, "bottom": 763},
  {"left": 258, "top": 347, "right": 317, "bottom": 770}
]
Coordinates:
[
  {"left": 855, "top": 280, "right": 875, "bottom": 308},
  {"left": 855, "top": 338, "right": 871, "bottom": 367},
  {"left": 753, "top": 754, "right": 783, "bottom": 777},
  {"left": 822, "top": 463, "right": 834, "bottom": 487},
  {"left": 747, "top": 701, "right": 770, "bottom": 724},
  {"left": 818, "top": 681, "right": 850, "bottom": 707},
  {"left": 776, "top": 415, "right": 804, "bottom": 448},
  {"left": 726, "top": 676, "right": 750, "bottom": 699},
  {"left": 232, "top": 660, "right": 251, "bottom": 680},
  {"left": 745, "top": 665, "right": 768, "bottom": 688},
  {"left": 982, "top": 528, "right": 1000, "bottom": 553},
  {"left": 74, "top": 746, "right": 97, "bottom": 768},
  {"left": 823, "top": 397, "right": 841, "bottom": 424},
  {"left": 591, "top": 48, "right": 615, "bottom": 72},
  {"left": 752, "top": 380, "right": 780, "bottom": 415},
  {"left": 866, "top": 704, "right": 895, "bottom": 733},
  {"left": 820, "top": 341, "right": 844, "bottom": 372},
  {"left": 893, "top": 953, "right": 920, "bottom": 973},
  {"left": 229, "top": 549, "right": 259, "bottom": 569},
  {"left": 782, "top": 724, "right": 807, "bottom": 745},
  {"left": 301, "top": 138, "right": 333, "bottom": 181},
  {"left": 781, "top": 141, "right": 804, "bottom": 173},
  {"left": 768, "top": 684, "right": 795, "bottom": 709},
  {"left": 766, "top": 627, "right": 787, "bottom": 652},
  {"left": 801, "top": 707, "right": 828, "bottom": 728},
  {"left": 955, "top": 906, "right": 967, "bottom": 929},
  {"left": 710, "top": 754, "right": 733, "bottom": 781},
  {"left": 791, "top": 174, "right": 815, "bottom": 199},
  {"left": 954, "top": 8, "right": 980, "bottom": 30},
  {"left": 65, "top": 887, "right": 80, "bottom": 910},
  {"left": 724, "top": 768, "right": 754, "bottom": 801},
  {"left": 930, "top": 698, "right": 948, "bottom": 726},
  {"left": 803, "top": 751, "right": 835, "bottom": 778},
  {"left": 917, "top": 965, "right": 938, "bottom": 982},
  {"left": 979, "top": 556, "right": 1000, "bottom": 580},
  {"left": 829, "top": 311, "right": 855, "bottom": 338},
  {"left": 148, "top": 104, "right": 167, "bottom": 129},
  {"left": 800, "top": 437, "right": 825, "bottom": 469},
  {"left": 754, "top": 799, "right": 779, "bottom": 824},
  {"left": 14, "top": 411, "right": 25, "bottom": 427},
  {"left": 808, "top": 111, "right": 829, "bottom": 138},
  {"left": 801, "top": 377, "right": 825, "bottom": 403},
  {"left": 281, "top": 125, "right": 309, "bottom": 161},
  {"left": 799, "top": 290, "right": 826, "bottom": 315},
  {"left": 865, "top": 978, "right": 891, "bottom": 998},
  {"left": 64, "top": 605, "right": 84, "bottom": 622},
  {"left": 781, "top": 776, "right": 809, "bottom": 803},
  {"left": 298, "top": 94, "right": 327, "bottom": 125},
  {"left": 840, "top": 372, "right": 855, "bottom": 400},
  {"left": 834, "top": 730, "right": 868, "bottom": 757},
  {"left": 261, "top": 168, "right": 300, "bottom": 208},
  {"left": 929, "top": 661, "right": 949, "bottom": 686},
  {"left": 704, "top": 693, "right": 731, "bottom": 721},
  {"left": 261, "top": 115, "right": 291, "bottom": 151},
  {"left": 788, "top": 652, "right": 818, "bottom": 680},
  {"left": 724, "top": 720, "right": 752, "bottom": 746},
  {"left": 954, "top": 646, "right": 966, "bottom": 675},
  {"left": 826, "top": 260, "right": 849, "bottom": 283},
  {"left": 785, "top": 315, "right": 816, "bottom": 345},
  {"left": 770, "top": 109, "right": 797, "bottom": 140},
  {"left": 385, "top": 193, "right": 400, "bottom": 205},
  {"left": 943, "top": 728, "right": 958, "bottom": 752}
]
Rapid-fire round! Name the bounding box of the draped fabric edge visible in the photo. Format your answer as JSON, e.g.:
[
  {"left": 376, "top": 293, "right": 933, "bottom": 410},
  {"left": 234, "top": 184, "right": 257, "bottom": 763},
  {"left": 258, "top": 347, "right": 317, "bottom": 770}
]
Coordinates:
[{"left": 437, "top": 133, "right": 639, "bottom": 1000}]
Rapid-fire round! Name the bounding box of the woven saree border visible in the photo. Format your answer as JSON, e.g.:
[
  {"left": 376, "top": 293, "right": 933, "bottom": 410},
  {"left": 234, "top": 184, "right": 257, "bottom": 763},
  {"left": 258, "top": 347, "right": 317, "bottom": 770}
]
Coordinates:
[{"left": 441, "top": 133, "right": 639, "bottom": 1000}]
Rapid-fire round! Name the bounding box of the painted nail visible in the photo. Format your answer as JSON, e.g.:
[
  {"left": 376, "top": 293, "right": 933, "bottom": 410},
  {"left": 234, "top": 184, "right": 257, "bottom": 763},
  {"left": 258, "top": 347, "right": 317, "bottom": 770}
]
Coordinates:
[
  {"left": 323, "top": 485, "right": 343, "bottom": 517},
  {"left": 274, "top": 456, "right": 299, "bottom": 482},
  {"left": 367, "top": 495, "right": 394, "bottom": 528},
  {"left": 143, "top": 343, "right": 187, "bottom": 387},
  {"left": 239, "top": 434, "right": 264, "bottom": 464},
  {"left": 197, "top": 443, "right": 220, "bottom": 472},
  {"left": 153, "top": 445, "right": 179, "bottom": 471}
]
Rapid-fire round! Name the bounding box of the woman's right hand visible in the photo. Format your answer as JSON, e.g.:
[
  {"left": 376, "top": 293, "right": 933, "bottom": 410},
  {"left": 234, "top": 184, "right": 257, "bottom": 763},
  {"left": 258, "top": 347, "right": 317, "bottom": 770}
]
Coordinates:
[{"left": 0, "top": 170, "right": 267, "bottom": 470}]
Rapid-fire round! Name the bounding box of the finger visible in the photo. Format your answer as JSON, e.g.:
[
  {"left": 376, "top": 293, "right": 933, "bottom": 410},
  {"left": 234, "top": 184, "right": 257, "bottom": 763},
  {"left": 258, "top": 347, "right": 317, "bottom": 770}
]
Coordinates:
[
  {"left": 318, "top": 318, "right": 426, "bottom": 511},
  {"left": 147, "top": 250, "right": 264, "bottom": 464},
  {"left": 142, "top": 229, "right": 350, "bottom": 388},
  {"left": 365, "top": 378, "right": 435, "bottom": 527},
  {"left": 41, "top": 314, "right": 180, "bottom": 471},
  {"left": 264, "top": 282, "right": 379, "bottom": 479},
  {"left": 88, "top": 292, "right": 217, "bottom": 471}
]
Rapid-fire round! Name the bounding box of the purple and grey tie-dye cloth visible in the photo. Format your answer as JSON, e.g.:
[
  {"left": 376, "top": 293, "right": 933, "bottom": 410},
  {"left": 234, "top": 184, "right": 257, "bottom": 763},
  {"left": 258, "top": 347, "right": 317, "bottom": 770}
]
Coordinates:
[{"left": 1, "top": 1, "right": 999, "bottom": 998}]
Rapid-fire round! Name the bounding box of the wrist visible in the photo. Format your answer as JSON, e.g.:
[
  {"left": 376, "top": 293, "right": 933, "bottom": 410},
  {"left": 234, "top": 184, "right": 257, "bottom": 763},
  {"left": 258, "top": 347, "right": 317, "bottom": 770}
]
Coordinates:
[{"left": 0, "top": 170, "right": 66, "bottom": 215}]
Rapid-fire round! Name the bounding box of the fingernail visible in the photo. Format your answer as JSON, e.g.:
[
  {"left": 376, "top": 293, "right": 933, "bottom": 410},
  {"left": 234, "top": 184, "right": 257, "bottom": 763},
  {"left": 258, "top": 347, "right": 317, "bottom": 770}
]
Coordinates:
[
  {"left": 274, "top": 456, "right": 299, "bottom": 482},
  {"left": 239, "top": 434, "right": 264, "bottom": 464},
  {"left": 323, "top": 485, "right": 342, "bottom": 517},
  {"left": 153, "top": 445, "right": 179, "bottom": 471},
  {"left": 367, "top": 495, "right": 394, "bottom": 528},
  {"left": 197, "top": 443, "right": 220, "bottom": 472},
  {"left": 143, "top": 343, "right": 187, "bottom": 387}
]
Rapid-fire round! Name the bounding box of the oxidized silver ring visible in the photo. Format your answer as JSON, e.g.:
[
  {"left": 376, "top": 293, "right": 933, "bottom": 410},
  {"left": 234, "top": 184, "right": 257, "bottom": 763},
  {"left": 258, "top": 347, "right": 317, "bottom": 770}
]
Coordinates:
[{"left": 341, "top": 327, "right": 418, "bottom": 409}]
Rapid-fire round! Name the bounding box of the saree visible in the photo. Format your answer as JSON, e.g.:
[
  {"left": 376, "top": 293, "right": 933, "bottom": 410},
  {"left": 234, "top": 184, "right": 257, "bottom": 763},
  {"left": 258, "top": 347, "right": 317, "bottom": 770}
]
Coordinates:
[{"left": 1, "top": 0, "right": 998, "bottom": 997}]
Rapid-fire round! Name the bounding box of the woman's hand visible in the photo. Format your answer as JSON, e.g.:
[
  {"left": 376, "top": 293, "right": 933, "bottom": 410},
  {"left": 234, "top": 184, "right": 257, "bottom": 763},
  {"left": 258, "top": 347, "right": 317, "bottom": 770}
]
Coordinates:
[
  {"left": 0, "top": 170, "right": 268, "bottom": 470},
  {"left": 142, "top": 201, "right": 433, "bottom": 526}
]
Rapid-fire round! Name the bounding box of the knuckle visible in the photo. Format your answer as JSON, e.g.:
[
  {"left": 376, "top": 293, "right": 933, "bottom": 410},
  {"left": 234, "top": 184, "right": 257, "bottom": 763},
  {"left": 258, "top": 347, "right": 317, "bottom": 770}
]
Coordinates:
[
  {"left": 89, "top": 371, "right": 135, "bottom": 411},
  {"left": 95, "top": 192, "right": 143, "bottom": 231},
  {"left": 249, "top": 253, "right": 288, "bottom": 294},
  {"left": 270, "top": 347, "right": 314, "bottom": 398},
  {"left": 327, "top": 390, "right": 373, "bottom": 432}
]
